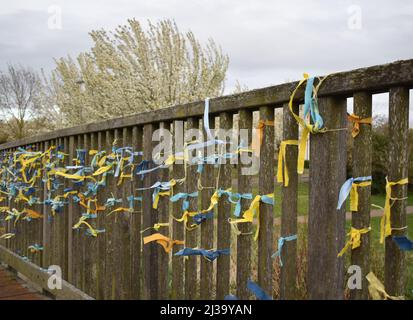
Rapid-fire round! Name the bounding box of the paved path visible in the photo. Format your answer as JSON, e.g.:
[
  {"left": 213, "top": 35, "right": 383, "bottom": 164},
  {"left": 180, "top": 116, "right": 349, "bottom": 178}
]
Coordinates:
[
  {"left": 275, "top": 206, "right": 413, "bottom": 225},
  {"left": 0, "top": 265, "right": 48, "bottom": 300}
]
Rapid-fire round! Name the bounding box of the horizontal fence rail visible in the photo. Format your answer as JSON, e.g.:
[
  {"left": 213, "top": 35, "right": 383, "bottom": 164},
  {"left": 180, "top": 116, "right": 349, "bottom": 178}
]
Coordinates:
[{"left": 0, "top": 59, "right": 411, "bottom": 300}]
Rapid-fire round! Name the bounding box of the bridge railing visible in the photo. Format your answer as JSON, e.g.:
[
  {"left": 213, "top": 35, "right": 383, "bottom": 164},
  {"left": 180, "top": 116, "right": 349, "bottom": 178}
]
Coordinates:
[{"left": 0, "top": 59, "right": 411, "bottom": 300}]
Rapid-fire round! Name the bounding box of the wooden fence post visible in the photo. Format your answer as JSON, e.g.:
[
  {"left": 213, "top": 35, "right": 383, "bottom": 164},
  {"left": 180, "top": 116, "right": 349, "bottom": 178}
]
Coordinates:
[
  {"left": 171, "top": 120, "right": 185, "bottom": 299},
  {"left": 185, "top": 117, "right": 199, "bottom": 300},
  {"left": 236, "top": 109, "right": 253, "bottom": 299},
  {"left": 131, "top": 126, "right": 143, "bottom": 299},
  {"left": 200, "top": 115, "right": 215, "bottom": 299},
  {"left": 157, "top": 122, "right": 170, "bottom": 299},
  {"left": 258, "top": 106, "right": 275, "bottom": 297},
  {"left": 385, "top": 87, "right": 410, "bottom": 296},
  {"left": 350, "top": 92, "right": 372, "bottom": 300},
  {"left": 216, "top": 112, "right": 233, "bottom": 299},
  {"left": 104, "top": 130, "right": 115, "bottom": 299},
  {"left": 308, "top": 96, "right": 347, "bottom": 300},
  {"left": 280, "top": 102, "right": 299, "bottom": 299},
  {"left": 142, "top": 123, "right": 159, "bottom": 299}
]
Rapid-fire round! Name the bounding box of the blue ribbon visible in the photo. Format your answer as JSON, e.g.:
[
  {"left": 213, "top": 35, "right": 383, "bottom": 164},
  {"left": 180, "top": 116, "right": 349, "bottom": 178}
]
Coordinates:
[
  {"left": 392, "top": 236, "right": 413, "bottom": 251},
  {"left": 271, "top": 234, "right": 298, "bottom": 267},
  {"left": 304, "top": 77, "right": 324, "bottom": 130},
  {"left": 217, "top": 189, "right": 252, "bottom": 217},
  {"left": 224, "top": 280, "right": 272, "bottom": 300},
  {"left": 193, "top": 211, "right": 214, "bottom": 225},
  {"left": 336, "top": 176, "right": 372, "bottom": 210},
  {"left": 174, "top": 248, "right": 230, "bottom": 261},
  {"left": 170, "top": 192, "right": 199, "bottom": 211}
]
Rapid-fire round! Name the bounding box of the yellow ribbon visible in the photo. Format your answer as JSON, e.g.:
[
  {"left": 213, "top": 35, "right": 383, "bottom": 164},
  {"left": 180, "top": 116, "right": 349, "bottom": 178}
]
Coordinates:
[
  {"left": 288, "top": 73, "right": 329, "bottom": 174},
  {"left": 277, "top": 140, "right": 299, "bottom": 187},
  {"left": 72, "top": 216, "right": 100, "bottom": 237},
  {"left": 143, "top": 233, "right": 184, "bottom": 253},
  {"left": 347, "top": 113, "right": 372, "bottom": 138},
  {"left": 173, "top": 190, "right": 220, "bottom": 229},
  {"left": 366, "top": 272, "right": 404, "bottom": 300},
  {"left": 380, "top": 177, "right": 408, "bottom": 244},
  {"left": 229, "top": 193, "right": 274, "bottom": 241},
  {"left": 350, "top": 180, "right": 372, "bottom": 212},
  {"left": 140, "top": 223, "right": 169, "bottom": 234},
  {"left": 0, "top": 233, "right": 15, "bottom": 239},
  {"left": 153, "top": 190, "right": 171, "bottom": 209},
  {"left": 337, "top": 227, "right": 370, "bottom": 257}
]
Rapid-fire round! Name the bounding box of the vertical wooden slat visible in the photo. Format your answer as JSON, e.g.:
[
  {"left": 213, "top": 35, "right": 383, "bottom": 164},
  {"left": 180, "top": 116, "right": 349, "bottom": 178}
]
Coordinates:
[
  {"left": 142, "top": 123, "right": 159, "bottom": 299},
  {"left": 83, "top": 133, "right": 94, "bottom": 296},
  {"left": 216, "top": 112, "right": 232, "bottom": 299},
  {"left": 42, "top": 140, "right": 50, "bottom": 269},
  {"left": 157, "top": 122, "right": 170, "bottom": 299},
  {"left": 185, "top": 117, "right": 199, "bottom": 300},
  {"left": 385, "top": 87, "right": 410, "bottom": 296},
  {"left": 96, "top": 131, "right": 106, "bottom": 299},
  {"left": 104, "top": 130, "right": 115, "bottom": 299},
  {"left": 112, "top": 128, "right": 122, "bottom": 299},
  {"left": 280, "top": 102, "right": 299, "bottom": 299},
  {"left": 131, "top": 126, "right": 142, "bottom": 299},
  {"left": 119, "top": 127, "right": 132, "bottom": 299},
  {"left": 67, "top": 136, "right": 75, "bottom": 282},
  {"left": 308, "top": 96, "right": 347, "bottom": 300},
  {"left": 258, "top": 106, "right": 275, "bottom": 296},
  {"left": 60, "top": 137, "right": 69, "bottom": 279},
  {"left": 236, "top": 109, "right": 253, "bottom": 299},
  {"left": 200, "top": 116, "right": 214, "bottom": 299},
  {"left": 74, "top": 135, "right": 84, "bottom": 289},
  {"left": 171, "top": 120, "right": 185, "bottom": 299},
  {"left": 350, "top": 92, "right": 372, "bottom": 300}
]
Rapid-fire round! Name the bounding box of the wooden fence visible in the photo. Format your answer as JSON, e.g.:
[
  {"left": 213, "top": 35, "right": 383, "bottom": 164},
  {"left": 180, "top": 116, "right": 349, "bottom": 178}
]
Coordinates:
[{"left": 0, "top": 59, "right": 411, "bottom": 300}]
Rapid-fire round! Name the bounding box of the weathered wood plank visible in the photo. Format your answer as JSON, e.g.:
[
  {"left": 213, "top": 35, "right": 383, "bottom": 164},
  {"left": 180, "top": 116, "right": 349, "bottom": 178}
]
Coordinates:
[
  {"left": 308, "top": 96, "right": 347, "bottom": 300},
  {"left": 130, "top": 126, "right": 142, "bottom": 299},
  {"left": 119, "top": 127, "right": 132, "bottom": 299},
  {"left": 257, "top": 106, "right": 275, "bottom": 297},
  {"left": 96, "top": 131, "right": 106, "bottom": 299},
  {"left": 236, "top": 109, "right": 253, "bottom": 299},
  {"left": 157, "top": 122, "right": 170, "bottom": 300},
  {"left": 2, "top": 59, "right": 413, "bottom": 151},
  {"left": 385, "top": 87, "right": 410, "bottom": 297},
  {"left": 200, "top": 116, "right": 215, "bottom": 299},
  {"left": 171, "top": 120, "right": 185, "bottom": 299},
  {"left": 350, "top": 92, "right": 372, "bottom": 300},
  {"left": 216, "top": 112, "right": 233, "bottom": 299},
  {"left": 280, "top": 102, "right": 299, "bottom": 299},
  {"left": 142, "top": 123, "right": 159, "bottom": 299},
  {"left": 104, "top": 130, "right": 115, "bottom": 299},
  {"left": 0, "top": 244, "right": 93, "bottom": 299},
  {"left": 185, "top": 118, "right": 199, "bottom": 300}
]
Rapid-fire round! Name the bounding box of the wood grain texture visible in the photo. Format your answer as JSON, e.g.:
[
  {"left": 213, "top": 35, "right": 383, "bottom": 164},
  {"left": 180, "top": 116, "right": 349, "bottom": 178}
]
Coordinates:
[
  {"left": 280, "top": 102, "right": 299, "bottom": 299},
  {"left": 350, "top": 92, "right": 372, "bottom": 300},
  {"left": 142, "top": 124, "right": 159, "bottom": 299},
  {"left": 130, "top": 126, "right": 142, "bottom": 299},
  {"left": 236, "top": 109, "right": 253, "bottom": 299},
  {"left": 185, "top": 117, "right": 199, "bottom": 300},
  {"left": 200, "top": 116, "right": 215, "bottom": 299},
  {"left": 307, "top": 96, "right": 347, "bottom": 300},
  {"left": 171, "top": 120, "right": 185, "bottom": 299},
  {"left": 215, "top": 112, "right": 233, "bottom": 300},
  {"left": 257, "top": 106, "right": 275, "bottom": 297},
  {"left": 385, "top": 87, "right": 409, "bottom": 296}
]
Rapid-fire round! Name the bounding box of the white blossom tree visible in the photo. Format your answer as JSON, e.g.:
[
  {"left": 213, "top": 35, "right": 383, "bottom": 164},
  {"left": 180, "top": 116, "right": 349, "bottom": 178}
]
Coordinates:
[{"left": 51, "top": 19, "right": 229, "bottom": 127}]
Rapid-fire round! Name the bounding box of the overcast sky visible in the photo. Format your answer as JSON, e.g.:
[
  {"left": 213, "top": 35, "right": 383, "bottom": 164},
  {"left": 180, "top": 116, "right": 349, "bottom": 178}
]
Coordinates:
[{"left": 0, "top": 0, "right": 412, "bottom": 123}]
